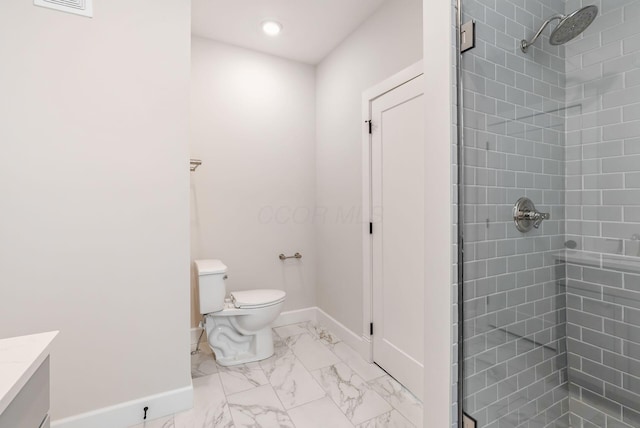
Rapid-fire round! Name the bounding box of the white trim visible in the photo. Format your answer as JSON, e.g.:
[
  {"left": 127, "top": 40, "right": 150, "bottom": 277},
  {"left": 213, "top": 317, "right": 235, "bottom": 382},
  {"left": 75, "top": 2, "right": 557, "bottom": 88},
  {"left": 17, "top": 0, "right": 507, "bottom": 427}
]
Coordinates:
[
  {"left": 361, "top": 61, "right": 424, "bottom": 362},
  {"left": 272, "top": 307, "right": 318, "bottom": 327},
  {"left": 276, "top": 307, "right": 370, "bottom": 361},
  {"left": 316, "top": 307, "right": 370, "bottom": 361},
  {"left": 361, "top": 61, "right": 423, "bottom": 105},
  {"left": 54, "top": 306, "right": 368, "bottom": 428},
  {"left": 423, "top": 0, "right": 453, "bottom": 426},
  {"left": 51, "top": 384, "right": 193, "bottom": 428}
]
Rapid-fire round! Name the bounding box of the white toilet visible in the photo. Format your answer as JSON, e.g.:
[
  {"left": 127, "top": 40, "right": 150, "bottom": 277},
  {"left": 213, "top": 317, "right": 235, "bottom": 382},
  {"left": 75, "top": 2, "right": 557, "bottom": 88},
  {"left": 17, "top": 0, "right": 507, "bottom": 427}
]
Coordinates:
[{"left": 195, "top": 259, "right": 286, "bottom": 366}]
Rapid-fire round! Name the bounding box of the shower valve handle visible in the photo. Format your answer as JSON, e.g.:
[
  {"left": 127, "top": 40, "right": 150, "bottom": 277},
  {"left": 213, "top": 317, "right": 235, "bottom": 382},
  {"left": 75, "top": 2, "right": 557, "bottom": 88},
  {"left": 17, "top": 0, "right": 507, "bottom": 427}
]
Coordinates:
[
  {"left": 513, "top": 197, "right": 550, "bottom": 232},
  {"left": 517, "top": 210, "right": 550, "bottom": 228}
]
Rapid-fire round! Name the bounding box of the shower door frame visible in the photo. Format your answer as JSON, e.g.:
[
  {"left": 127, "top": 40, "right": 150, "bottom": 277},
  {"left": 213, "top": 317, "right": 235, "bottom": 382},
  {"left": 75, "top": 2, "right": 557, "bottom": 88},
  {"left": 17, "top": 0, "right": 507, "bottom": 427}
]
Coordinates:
[{"left": 455, "top": 0, "right": 467, "bottom": 427}]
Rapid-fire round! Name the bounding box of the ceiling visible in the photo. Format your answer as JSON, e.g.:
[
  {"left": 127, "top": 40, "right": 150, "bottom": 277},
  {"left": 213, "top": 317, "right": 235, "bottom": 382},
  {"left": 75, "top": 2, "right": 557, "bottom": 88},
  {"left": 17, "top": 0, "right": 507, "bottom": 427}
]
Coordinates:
[{"left": 191, "top": 0, "right": 386, "bottom": 65}]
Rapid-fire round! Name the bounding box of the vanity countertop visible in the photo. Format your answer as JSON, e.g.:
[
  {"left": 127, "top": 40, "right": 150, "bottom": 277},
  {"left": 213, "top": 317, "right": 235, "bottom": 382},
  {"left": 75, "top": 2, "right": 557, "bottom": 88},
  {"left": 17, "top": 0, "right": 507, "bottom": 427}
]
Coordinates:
[{"left": 0, "top": 331, "right": 58, "bottom": 415}]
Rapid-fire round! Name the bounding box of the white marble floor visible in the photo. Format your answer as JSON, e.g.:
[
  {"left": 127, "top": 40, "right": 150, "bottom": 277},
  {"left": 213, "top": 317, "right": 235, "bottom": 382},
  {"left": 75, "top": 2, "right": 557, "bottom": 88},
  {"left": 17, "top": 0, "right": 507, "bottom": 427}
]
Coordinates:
[{"left": 131, "top": 321, "right": 422, "bottom": 428}]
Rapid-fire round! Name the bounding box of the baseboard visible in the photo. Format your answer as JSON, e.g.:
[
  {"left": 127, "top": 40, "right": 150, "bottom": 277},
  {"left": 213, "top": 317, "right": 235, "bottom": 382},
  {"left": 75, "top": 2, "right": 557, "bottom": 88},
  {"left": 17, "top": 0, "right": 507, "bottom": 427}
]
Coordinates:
[
  {"left": 191, "top": 306, "right": 369, "bottom": 361},
  {"left": 51, "top": 383, "right": 193, "bottom": 428},
  {"left": 272, "top": 307, "right": 317, "bottom": 327},
  {"left": 53, "top": 308, "right": 365, "bottom": 428},
  {"left": 191, "top": 307, "right": 319, "bottom": 346},
  {"left": 316, "top": 307, "right": 371, "bottom": 361}
]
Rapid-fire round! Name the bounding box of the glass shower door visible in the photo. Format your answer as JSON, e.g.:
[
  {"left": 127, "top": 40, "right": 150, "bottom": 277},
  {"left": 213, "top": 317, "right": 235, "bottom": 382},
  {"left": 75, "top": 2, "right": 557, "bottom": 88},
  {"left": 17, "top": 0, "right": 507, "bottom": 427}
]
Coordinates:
[{"left": 459, "top": 1, "right": 640, "bottom": 427}]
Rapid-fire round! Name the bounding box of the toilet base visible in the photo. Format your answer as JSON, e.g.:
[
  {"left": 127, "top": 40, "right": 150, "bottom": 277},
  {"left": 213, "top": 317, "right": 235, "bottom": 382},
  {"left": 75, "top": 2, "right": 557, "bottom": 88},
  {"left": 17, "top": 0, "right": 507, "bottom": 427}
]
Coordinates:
[{"left": 204, "top": 315, "right": 275, "bottom": 366}]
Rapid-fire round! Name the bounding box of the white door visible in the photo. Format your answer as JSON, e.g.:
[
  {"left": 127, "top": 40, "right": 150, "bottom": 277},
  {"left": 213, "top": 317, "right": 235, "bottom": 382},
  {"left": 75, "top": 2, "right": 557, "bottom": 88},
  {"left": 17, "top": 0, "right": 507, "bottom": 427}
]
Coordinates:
[{"left": 371, "top": 74, "right": 424, "bottom": 401}]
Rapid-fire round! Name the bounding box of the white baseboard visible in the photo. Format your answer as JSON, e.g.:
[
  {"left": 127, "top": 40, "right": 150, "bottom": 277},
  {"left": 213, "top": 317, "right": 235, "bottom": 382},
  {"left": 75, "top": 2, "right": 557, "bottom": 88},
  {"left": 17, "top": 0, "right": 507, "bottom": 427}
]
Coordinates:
[
  {"left": 51, "top": 384, "right": 193, "bottom": 428},
  {"left": 316, "top": 307, "right": 371, "bottom": 361},
  {"left": 191, "top": 306, "right": 369, "bottom": 361},
  {"left": 53, "top": 307, "right": 367, "bottom": 428},
  {"left": 272, "top": 307, "right": 318, "bottom": 327},
  {"left": 191, "top": 307, "right": 319, "bottom": 346}
]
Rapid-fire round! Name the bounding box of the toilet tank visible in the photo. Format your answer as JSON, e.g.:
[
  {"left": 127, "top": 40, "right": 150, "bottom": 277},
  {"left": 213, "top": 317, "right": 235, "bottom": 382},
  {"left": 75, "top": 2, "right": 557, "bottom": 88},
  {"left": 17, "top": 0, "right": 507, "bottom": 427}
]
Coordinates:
[{"left": 194, "top": 259, "right": 227, "bottom": 314}]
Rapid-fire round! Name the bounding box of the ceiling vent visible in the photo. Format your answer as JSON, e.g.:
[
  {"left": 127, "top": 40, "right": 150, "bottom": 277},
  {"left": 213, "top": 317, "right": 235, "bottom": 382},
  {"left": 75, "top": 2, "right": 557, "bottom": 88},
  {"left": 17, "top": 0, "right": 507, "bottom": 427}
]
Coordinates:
[{"left": 34, "top": 0, "right": 93, "bottom": 18}]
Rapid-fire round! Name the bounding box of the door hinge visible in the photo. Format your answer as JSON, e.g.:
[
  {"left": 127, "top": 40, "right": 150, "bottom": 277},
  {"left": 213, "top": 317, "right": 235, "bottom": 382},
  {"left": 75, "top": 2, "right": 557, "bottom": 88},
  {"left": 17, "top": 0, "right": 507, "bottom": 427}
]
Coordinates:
[
  {"left": 460, "top": 20, "right": 476, "bottom": 53},
  {"left": 365, "top": 120, "right": 372, "bottom": 134},
  {"left": 370, "top": 322, "right": 373, "bottom": 335},
  {"left": 369, "top": 222, "right": 373, "bottom": 234},
  {"left": 463, "top": 413, "right": 477, "bottom": 428}
]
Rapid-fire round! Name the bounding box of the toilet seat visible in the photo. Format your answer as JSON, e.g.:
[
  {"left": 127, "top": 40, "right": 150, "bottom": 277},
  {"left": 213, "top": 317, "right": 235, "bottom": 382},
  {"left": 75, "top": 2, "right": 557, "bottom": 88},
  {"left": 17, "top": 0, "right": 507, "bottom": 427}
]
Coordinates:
[{"left": 230, "top": 289, "right": 286, "bottom": 309}]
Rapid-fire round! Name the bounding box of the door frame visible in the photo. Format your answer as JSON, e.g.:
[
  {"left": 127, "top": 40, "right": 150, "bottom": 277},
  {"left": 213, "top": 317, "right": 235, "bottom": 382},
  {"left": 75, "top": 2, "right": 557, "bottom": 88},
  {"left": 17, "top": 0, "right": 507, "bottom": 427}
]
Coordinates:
[{"left": 361, "top": 60, "right": 423, "bottom": 362}]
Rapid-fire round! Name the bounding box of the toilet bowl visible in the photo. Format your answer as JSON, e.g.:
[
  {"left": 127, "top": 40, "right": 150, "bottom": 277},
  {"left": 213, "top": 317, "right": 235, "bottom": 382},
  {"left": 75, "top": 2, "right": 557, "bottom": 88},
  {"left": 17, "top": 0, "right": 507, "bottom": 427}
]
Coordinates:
[{"left": 195, "top": 259, "right": 286, "bottom": 366}]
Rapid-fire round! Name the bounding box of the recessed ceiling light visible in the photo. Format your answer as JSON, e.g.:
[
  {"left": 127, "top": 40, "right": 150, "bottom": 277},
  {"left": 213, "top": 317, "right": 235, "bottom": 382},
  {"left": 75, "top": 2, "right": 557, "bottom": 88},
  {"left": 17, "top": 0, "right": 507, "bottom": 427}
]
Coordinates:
[{"left": 262, "top": 21, "right": 283, "bottom": 36}]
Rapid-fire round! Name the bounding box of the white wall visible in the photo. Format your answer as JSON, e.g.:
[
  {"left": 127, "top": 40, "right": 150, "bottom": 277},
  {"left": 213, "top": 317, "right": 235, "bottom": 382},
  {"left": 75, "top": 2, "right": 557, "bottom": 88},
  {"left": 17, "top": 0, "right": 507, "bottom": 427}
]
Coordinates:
[
  {"left": 190, "top": 38, "right": 317, "bottom": 326},
  {"left": 315, "top": 0, "right": 423, "bottom": 334},
  {"left": 0, "top": 0, "right": 191, "bottom": 422}
]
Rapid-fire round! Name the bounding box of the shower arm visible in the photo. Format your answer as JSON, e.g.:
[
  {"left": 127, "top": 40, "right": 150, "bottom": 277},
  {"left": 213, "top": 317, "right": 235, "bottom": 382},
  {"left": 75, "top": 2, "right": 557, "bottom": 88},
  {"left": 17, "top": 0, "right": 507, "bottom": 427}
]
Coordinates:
[{"left": 521, "top": 14, "right": 564, "bottom": 53}]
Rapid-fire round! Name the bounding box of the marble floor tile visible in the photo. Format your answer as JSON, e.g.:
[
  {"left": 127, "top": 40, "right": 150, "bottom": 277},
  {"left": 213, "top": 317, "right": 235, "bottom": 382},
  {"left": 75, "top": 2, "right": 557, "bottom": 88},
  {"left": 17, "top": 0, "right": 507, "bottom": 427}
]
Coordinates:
[
  {"left": 287, "top": 396, "right": 354, "bottom": 428},
  {"left": 305, "top": 322, "right": 342, "bottom": 346},
  {"left": 260, "top": 346, "right": 326, "bottom": 409},
  {"left": 330, "top": 342, "right": 386, "bottom": 382},
  {"left": 227, "top": 384, "right": 295, "bottom": 428},
  {"left": 369, "top": 375, "right": 423, "bottom": 427},
  {"left": 312, "top": 362, "right": 392, "bottom": 425},
  {"left": 155, "top": 322, "right": 422, "bottom": 428},
  {"left": 129, "top": 415, "right": 175, "bottom": 428},
  {"left": 190, "top": 346, "right": 218, "bottom": 379},
  {"left": 286, "top": 332, "right": 341, "bottom": 371},
  {"left": 273, "top": 331, "right": 287, "bottom": 349},
  {"left": 355, "top": 410, "right": 415, "bottom": 428},
  {"left": 274, "top": 322, "right": 310, "bottom": 339},
  {"left": 218, "top": 362, "right": 269, "bottom": 395},
  {"left": 173, "top": 373, "right": 233, "bottom": 428}
]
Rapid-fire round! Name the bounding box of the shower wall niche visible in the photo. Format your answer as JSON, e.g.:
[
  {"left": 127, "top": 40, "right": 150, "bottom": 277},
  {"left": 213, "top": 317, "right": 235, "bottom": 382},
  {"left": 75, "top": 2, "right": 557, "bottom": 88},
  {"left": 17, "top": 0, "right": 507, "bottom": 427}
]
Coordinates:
[{"left": 460, "top": 0, "right": 640, "bottom": 427}]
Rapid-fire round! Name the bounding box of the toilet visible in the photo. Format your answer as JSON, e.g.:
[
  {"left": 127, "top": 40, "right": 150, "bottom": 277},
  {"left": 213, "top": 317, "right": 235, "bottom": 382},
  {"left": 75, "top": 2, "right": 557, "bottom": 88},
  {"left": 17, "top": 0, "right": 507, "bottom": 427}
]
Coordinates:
[{"left": 195, "top": 259, "right": 286, "bottom": 366}]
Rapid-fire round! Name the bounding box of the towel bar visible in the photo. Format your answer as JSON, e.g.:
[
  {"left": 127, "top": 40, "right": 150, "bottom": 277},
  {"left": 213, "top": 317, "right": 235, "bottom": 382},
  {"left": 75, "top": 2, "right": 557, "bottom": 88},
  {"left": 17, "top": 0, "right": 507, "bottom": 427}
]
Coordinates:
[{"left": 279, "top": 253, "right": 302, "bottom": 261}]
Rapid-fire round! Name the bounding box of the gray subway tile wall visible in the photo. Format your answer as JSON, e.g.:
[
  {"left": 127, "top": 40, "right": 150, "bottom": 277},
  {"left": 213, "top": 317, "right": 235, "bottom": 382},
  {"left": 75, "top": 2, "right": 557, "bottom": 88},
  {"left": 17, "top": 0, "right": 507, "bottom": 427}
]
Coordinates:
[
  {"left": 564, "top": 0, "right": 640, "bottom": 427},
  {"left": 461, "top": 0, "right": 640, "bottom": 427},
  {"left": 461, "top": 0, "right": 570, "bottom": 426}
]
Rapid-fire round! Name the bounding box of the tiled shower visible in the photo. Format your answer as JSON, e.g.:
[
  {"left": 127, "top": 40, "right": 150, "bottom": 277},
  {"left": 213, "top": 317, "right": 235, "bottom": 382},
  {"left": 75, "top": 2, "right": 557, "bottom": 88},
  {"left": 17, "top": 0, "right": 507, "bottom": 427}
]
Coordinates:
[{"left": 460, "top": 0, "right": 640, "bottom": 427}]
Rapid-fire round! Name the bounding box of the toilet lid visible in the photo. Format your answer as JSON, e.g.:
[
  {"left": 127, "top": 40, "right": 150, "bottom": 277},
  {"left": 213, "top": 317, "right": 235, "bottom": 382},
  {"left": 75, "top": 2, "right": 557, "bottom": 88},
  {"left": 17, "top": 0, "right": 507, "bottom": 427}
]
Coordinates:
[
  {"left": 194, "top": 259, "right": 227, "bottom": 275},
  {"left": 230, "top": 289, "right": 286, "bottom": 309}
]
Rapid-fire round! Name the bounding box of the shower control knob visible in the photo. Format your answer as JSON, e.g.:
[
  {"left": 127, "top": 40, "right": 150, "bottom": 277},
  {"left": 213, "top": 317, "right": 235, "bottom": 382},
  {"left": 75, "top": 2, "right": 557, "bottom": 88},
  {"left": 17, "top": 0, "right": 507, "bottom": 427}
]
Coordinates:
[{"left": 513, "top": 197, "right": 550, "bottom": 233}]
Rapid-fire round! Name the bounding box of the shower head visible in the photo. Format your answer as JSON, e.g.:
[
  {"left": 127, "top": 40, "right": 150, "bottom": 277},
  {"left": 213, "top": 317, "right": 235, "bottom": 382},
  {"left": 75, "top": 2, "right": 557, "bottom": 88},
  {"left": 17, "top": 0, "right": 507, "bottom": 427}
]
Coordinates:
[
  {"left": 521, "top": 5, "right": 598, "bottom": 53},
  {"left": 550, "top": 5, "right": 598, "bottom": 45}
]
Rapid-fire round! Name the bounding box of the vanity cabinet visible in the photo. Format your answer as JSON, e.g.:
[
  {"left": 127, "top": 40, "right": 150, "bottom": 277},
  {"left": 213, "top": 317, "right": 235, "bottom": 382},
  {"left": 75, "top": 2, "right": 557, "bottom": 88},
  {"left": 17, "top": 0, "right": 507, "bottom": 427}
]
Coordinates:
[
  {"left": 0, "top": 357, "right": 49, "bottom": 428},
  {"left": 0, "top": 332, "right": 57, "bottom": 428}
]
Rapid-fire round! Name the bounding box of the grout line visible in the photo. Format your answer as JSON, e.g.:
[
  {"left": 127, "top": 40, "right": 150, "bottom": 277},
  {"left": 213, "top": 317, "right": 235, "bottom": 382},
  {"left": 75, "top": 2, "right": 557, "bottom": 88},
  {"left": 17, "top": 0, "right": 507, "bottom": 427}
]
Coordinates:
[
  {"left": 268, "top": 383, "right": 297, "bottom": 428},
  {"left": 268, "top": 325, "right": 329, "bottom": 421}
]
